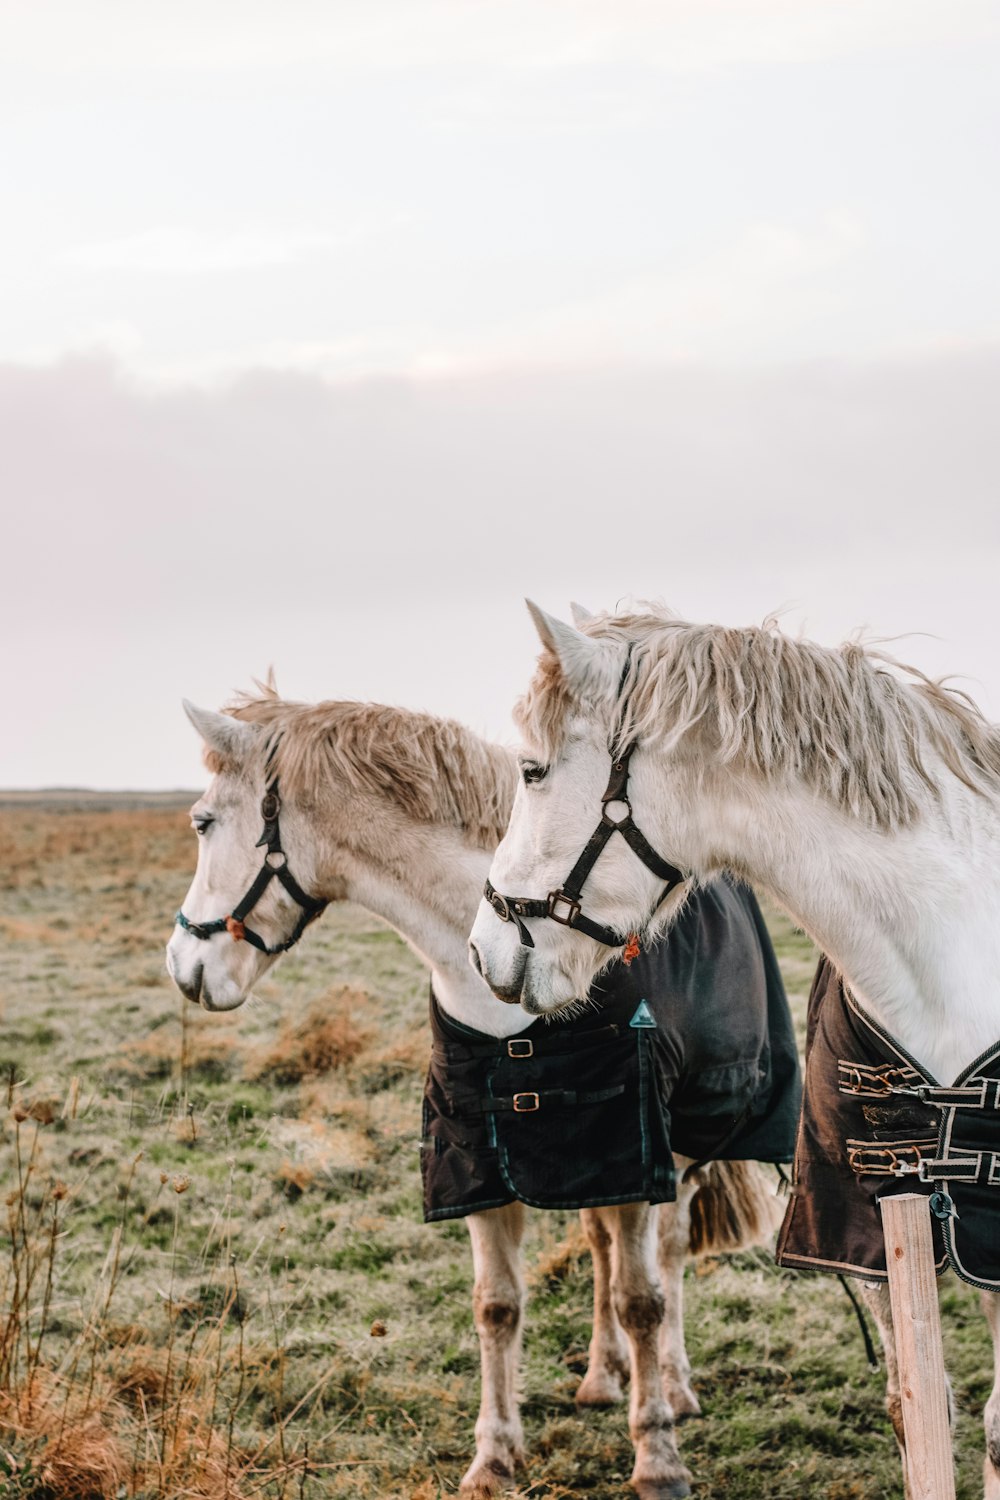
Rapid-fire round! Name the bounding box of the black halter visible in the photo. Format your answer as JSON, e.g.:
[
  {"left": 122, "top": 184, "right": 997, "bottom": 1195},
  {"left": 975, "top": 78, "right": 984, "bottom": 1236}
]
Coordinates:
[
  {"left": 175, "top": 779, "right": 327, "bottom": 956},
  {"left": 483, "top": 740, "right": 686, "bottom": 953}
]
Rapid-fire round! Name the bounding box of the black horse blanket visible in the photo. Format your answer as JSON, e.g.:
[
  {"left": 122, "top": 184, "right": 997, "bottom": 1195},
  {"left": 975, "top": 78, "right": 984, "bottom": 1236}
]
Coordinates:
[
  {"left": 421, "top": 878, "right": 801, "bottom": 1221},
  {"left": 777, "top": 959, "right": 1000, "bottom": 1292}
]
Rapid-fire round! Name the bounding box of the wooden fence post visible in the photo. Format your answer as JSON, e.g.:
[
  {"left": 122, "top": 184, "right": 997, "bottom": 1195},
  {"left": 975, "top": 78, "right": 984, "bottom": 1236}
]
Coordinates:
[{"left": 879, "top": 1193, "right": 956, "bottom": 1500}]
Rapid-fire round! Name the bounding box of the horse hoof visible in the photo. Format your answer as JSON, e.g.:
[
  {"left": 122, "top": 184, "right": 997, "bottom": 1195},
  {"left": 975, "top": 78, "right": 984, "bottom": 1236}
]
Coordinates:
[
  {"left": 632, "top": 1481, "right": 691, "bottom": 1500},
  {"left": 459, "top": 1457, "right": 515, "bottom": 1496},
  {"left": 575, "top": 1379, "right": 624, "bottom": 1408},
  {"left": 668, "top": 1390, "right": 702, "bottom": 1422}
]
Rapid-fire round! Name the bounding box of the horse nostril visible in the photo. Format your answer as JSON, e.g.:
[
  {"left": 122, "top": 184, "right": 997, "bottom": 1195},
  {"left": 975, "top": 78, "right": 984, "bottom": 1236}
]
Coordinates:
[
  {"left": 468, "top": 942, "right": 484, "bottom": 978},
  {"left": 174, "top": 962, "right": 204, "bottom": 1004}
]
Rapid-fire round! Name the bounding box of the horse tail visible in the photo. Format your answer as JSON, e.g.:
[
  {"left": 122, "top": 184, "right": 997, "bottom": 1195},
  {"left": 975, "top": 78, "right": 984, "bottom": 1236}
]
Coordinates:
[{"left": 686, "top": 1160, "right": 783, "bottom": 1257}]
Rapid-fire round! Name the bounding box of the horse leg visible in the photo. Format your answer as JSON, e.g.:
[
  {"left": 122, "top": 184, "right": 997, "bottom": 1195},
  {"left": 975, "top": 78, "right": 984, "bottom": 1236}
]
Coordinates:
[
  {"left": 857, "top": 1278, "right": 954, "bottom": 1499},
  {"left": 460, "top": 1203, "right": 527, "bottom": 1497},
  {"left": 981, "top": 1289, "right": 1000, "bottom": 1499},
  {"left": 655, "top": 1171, "right": 702, "bottom": 1420},
  {"left": 857, "top": 1281, "right": 911, "bottom": 1496},
  {"left": 575, "top": 1206, "right": 630, "bottom": 1406},
  {"left": 606, "top": 1202, "right": 691, "bottom": 1500}
]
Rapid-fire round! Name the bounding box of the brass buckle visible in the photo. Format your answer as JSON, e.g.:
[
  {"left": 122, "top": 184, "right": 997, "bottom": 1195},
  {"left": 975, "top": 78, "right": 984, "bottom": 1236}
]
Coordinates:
[
  {"left": 512, "top": 1092, "right": 540, "bottom": 1113},
  {"left": 848, "top": 1143, "right": 924, "bottom": 1177},
  {"left": 547, "top": 890, "right": 581, "bottom": 926},
  {"left": 507, "top": 1039, "right": 534, "bottom": 1059},
  {"left": 490, "top": 891, "right": 512, "bottom": 922},
  {"left": 844, "top": 1065, "right": 907, "bottom": 1097}
]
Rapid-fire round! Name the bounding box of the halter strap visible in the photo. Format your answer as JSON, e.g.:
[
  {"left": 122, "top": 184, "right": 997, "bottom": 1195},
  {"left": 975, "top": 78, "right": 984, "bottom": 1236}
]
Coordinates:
[
  {"left": 175, "top": 777, "right": 327, "bottom": 956},
  {"left": 484, "top": 741, "right": 686, "bottom": 954}
]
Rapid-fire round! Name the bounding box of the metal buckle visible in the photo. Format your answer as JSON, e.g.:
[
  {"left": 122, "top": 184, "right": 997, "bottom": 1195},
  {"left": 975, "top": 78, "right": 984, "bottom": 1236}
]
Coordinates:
[
  {"left": 512, "top": 1092, "right": 540, "bottom": 1112},
  {"left": 261, "top": 791, "right": 281, "bottom": 821},
  {"left": 490, "top": 891, "right": 511, "bottom": 922},
  {"left": 847, "top": 1143, "right": 925, "bottom": 1177},
  {"left": 602, "top": 798, "right": 631, "bottom": 827},
  {"left": 844, "top": 1065, "right": 911, "bottom": 1097},
  {"left": 547, "top": 890, "right": 581, "bottom": 926},
  {"left": 507, "top": 1039, "right": 534, "bottom": 1059}
]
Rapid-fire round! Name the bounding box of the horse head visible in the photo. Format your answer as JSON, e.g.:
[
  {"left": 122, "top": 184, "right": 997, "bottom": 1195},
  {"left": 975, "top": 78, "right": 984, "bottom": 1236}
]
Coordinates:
[
  {"left": 166, "top": 702, "right": 327, "bottom": 1011},
  {"left": 469, "top": 601, "right": 693, "bottom": 1017}
]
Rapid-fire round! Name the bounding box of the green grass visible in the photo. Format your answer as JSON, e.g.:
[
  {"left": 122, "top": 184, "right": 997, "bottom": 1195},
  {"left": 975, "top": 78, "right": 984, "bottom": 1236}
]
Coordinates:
[{"left": 0, "top": 802, "right": 992, "bottom": 1498}]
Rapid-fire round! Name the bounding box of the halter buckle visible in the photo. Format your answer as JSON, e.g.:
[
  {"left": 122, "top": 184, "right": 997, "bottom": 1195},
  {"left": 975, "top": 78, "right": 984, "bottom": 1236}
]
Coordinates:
[
  {"left": 512, "top": 1092, "right": 540, "bottom": 1113},
  {"left": 547, "top": 890, "right": 581, "bottom": 927},
  {"left": 261, "top": 790, "right": 281, "bottom": 821},
  {"left": 507, "top": 1038, "right": 534, "bottom": 1059},
  {"left": 602, "top": 798, "right": 631, "bottom": 827},
  {"left": 490, "top": 890, "right": 512, "bottom": 923}
]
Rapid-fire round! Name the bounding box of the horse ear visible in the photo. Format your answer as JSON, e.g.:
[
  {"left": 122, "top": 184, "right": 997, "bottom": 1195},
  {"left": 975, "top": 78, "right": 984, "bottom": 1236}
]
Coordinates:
[
  {"left": 525, "top": 600, "right": 603, "bottom": 687},
  {"left": 182, "top": 701, "right": 260, "bottom": 762},
  {"left": 569, "top": 601, "right": 595, "bottom": 628}
]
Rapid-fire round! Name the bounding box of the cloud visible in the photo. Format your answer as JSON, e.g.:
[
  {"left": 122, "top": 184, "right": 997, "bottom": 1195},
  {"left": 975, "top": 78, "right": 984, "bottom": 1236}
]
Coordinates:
[
  {"left": 4, "top": 0, "right": 997, "bottom": 80},
  {"left": 43, "top": 213, "right": 870, "bottom": 385},
  {"left": 57, "top": 226, "right": 350, "bottom": 275},
  {"left": 452, "top": 215, "right": 869, "bottom": 368},
  {"left": 2, "top": 347, "right": 999, "bottom": 786}
]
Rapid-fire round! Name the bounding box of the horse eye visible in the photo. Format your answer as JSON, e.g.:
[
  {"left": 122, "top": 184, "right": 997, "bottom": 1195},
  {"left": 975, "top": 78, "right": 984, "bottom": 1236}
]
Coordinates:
[
  {"left": 520, "top": 761, "right": 548, "bottom": 785},
  {"left": 192, "top": 815, "right": 214, "bottom": 836}
]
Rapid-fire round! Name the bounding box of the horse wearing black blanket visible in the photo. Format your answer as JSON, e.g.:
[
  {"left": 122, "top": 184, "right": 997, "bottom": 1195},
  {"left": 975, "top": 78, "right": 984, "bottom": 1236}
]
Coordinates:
[{"left": 168, "top": 688, "right": 799, "bottom": 1500}]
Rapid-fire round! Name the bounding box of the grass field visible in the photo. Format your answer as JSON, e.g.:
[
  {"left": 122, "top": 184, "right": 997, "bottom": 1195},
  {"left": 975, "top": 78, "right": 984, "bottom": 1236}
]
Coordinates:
[{"left": 0, "top": 798, "right": 992, "bottom": 1498}]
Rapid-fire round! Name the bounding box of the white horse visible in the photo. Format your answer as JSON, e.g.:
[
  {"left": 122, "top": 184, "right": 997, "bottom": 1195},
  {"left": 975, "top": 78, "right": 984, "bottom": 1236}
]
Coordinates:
[
  {"left": 166, "top": 688, "right": 779, "bottom": 1500},
  {"left": 470, "top": 600, "right": 1000, "bottom": 1499}
]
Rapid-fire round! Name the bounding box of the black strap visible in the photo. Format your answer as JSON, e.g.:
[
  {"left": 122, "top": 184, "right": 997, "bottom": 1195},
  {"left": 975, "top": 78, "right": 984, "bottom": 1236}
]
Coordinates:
[
  {"left": 839, "top": 1061, "right": 1000, "bottom": 1111},
  {"left": 484, "top": 738, "right": 686, "bottom": 954},
  {"left": 560, "top": 819, "right": 618, "bottom": 900},
  {"left": 482, "top": 1083, "right": 626, "bottom": 1112},
  {"left": 915, "top": 1081, "right": 1000, "bottom": 1109},
  {"left": 176, "top": 776, "right": 327, "bottom": 957},
  {"left": 431, "top": 1012, "right": 625, "bottom": 1063},
  {"left": 482, "top": 880, "right": 629, "bottom": 949},
  {"left": 836, "top": 1274, "right": 881, "bottom": 1372}
]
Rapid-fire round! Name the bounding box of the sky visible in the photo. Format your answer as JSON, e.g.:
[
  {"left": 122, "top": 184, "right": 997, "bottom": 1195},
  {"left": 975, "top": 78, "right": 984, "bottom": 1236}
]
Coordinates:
[{"left": 3, "top": 0, "right": 999, "bottom": 788}]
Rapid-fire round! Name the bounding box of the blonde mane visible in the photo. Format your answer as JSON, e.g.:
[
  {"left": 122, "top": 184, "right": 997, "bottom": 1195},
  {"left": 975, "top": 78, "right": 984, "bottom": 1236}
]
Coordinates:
[
  {"left": 214, "top": 684, "right": 518, "bottom": 850},
  {"left": 517, "top": 609, "right": 1000, "bottom": 832}
]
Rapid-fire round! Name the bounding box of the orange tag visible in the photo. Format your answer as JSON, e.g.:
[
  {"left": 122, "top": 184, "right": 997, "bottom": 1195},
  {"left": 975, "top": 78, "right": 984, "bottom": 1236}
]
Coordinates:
[
  {"left": 622, "top": 932, "right": 640, "bottom": 966},
  {"left": 225, "top": 915, "right": 246, "bottom": 942}
]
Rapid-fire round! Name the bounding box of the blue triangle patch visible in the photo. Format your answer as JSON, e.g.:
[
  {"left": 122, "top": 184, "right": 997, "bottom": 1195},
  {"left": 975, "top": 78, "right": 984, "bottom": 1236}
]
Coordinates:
[{"left": 629, "top": 999, "right": 657, "bottom": 1030}]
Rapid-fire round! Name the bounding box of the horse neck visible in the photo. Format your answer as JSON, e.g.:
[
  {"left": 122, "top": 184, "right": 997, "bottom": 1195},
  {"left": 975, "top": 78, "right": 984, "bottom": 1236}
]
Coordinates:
[
  {"left": 329, "top": 824, "right": 531, "bottom": 1040},
  {"left": 671, "top": 764, "right": 1000, "bottom": 1083}
]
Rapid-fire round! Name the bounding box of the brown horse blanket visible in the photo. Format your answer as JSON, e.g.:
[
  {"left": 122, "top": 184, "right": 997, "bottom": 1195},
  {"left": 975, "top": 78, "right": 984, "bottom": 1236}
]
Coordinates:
[
  {"left": 777, "top": 959, "right": 1000, "bottom": 1292},
  {"left": 421, "top": 878, "right": 800, "bottom": 1221}
]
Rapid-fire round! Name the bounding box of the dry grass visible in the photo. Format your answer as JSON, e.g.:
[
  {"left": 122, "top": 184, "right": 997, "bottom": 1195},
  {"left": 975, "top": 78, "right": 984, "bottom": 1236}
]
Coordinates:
[
  {"left": 0, "top": 1109, "right": 319, "bottom": 1500},
  {"left": 1, "top": 1372, "right": 129, "bottom": 1499},
  {"left": 246, "top": 990, "right": 372, "bottom": 1086},
  {"left": 0, "top": 800, "right": 994, "bottom": 1499}
]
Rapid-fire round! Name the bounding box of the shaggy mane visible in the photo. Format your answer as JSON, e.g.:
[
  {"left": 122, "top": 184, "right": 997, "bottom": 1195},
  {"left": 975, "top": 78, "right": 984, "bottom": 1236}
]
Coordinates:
[
  {"left": 211, "top": 684, "right": 517, "bottom": 851},
  {"left": 517, "top": 608, "right": 1000, "bottom": 832}
]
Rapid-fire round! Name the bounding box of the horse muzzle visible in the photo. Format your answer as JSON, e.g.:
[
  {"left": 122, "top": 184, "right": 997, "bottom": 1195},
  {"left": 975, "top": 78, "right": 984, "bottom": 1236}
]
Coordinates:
[
  {"left": 468, "top": 916, "right": 528, "bottom": 1004},
  {"left": 166, "top": 926, "right": 252, "bottom": 1012}
]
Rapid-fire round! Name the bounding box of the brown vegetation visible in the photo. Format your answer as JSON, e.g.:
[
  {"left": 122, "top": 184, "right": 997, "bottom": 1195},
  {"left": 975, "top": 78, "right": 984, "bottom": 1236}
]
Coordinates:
[
  {"left": 0, "top": 800, "right": 991, "bottom": 1499},
  {"left": 246, "top": 989, "right": 372, "bottom": 1086}
]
